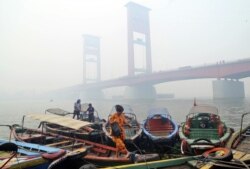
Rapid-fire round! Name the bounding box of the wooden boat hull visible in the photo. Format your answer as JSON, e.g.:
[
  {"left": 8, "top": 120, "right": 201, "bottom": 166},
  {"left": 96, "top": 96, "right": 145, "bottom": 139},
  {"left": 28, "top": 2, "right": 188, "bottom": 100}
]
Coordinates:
[
  {"left": 0, "top": 139, "right": 85, "bottom": 169},
  {"left": 44, "top": 123, "right": 103, "bottom": 142},
  {"left": 226, "top": 110, "right": 250, "bottom": 154},
  {"left": 199, "top": 113, "right": 250, "bottom": 169},
  {"left": 12, "top": 124, "right": 158, "bottom": 167},
  {"left": 102, "top": 156, "right": 198, "bottom": 169}
]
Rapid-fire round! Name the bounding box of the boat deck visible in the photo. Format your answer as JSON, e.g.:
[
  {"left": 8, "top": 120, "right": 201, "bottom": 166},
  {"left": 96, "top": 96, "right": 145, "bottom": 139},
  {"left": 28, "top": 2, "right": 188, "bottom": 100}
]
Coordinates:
[
  {"left": 234, "top": 127, "right": 250, "bottom": 154},
  {"left": 200, "top": 150, "right": 250, "bottom": 169},
  {"left": 236, "top": 135, "right": 250, "bottom": 154}
]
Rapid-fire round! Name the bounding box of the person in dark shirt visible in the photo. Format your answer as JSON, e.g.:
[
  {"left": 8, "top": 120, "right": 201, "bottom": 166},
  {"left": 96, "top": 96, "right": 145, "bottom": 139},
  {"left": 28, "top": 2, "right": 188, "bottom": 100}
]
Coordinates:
[{"left": 86, "top": 103, "right": 95, "bottom": 122}]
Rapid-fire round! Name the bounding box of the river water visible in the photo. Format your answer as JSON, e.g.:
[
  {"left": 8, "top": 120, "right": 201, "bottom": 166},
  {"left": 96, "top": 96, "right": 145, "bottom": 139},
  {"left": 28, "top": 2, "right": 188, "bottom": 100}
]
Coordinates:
[{"left": 0, "top": 98, "right": 250, "bottom": 139}]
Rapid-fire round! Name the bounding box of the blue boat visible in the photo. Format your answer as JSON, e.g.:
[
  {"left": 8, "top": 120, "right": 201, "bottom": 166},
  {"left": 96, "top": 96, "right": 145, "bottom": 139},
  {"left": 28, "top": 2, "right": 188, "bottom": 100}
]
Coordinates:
[
  {"left": 0, "top": 124, "right": 88, "bottom": 169},
  {"left": 0, "top": 139, "right": 68, "bottom": 169},
  {"left": 142, "top": 107, "right": 178, "bottom": 143}
]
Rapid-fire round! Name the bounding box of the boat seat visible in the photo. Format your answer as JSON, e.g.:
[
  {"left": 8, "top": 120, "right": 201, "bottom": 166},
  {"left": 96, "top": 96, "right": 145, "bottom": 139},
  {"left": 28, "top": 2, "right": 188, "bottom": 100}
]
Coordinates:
[
  {"left": 46, "top": 140, "right": 73, "bottom": 147},
  {"left": 146, "top": 125, "right": 174, "bottom": 137},
  {"left": 18, "top": 148, "right": 40, "bottom": 156},
  {"left": 189, "top": 128, "right": 219, "bottom": 139},
  {"left": 146, "top": 118, "right": 173, "bottom": 132},
  {"left": 21, "top": 134, "right": 46, "bottom": 141},
  {"left": 45, "top": 136, "right": 55, "bottom": 142},
  {"left": 92, "top": 147, "right": 108, "bottom": 154},
  {"left": 146, "top": 126, "right": 173, "bottom": 132},
  {"left": 59, "top": 143, "right": 84, "bottom": 150}
]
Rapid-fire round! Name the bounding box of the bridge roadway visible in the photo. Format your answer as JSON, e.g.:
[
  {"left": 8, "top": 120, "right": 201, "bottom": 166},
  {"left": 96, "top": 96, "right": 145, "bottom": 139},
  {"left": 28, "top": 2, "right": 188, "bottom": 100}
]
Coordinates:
[{"left": 77, "top": 58, "right": 250, "bottom": 90}]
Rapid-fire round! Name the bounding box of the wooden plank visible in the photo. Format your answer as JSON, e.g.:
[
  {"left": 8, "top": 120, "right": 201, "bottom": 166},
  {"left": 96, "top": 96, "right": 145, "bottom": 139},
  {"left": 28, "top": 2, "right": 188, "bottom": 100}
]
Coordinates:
[
  {"left": 200, "top": 163, "right": 214, "bottom": 169},
  {"left": 239, "top": 153, "right": 250, "bottom": 162},
  {"left": 46, "top": 140, "right": 72, "bottom": 147},
  {"left": 233, "top": 150, "right": 246, "bottom": 160},
  {"left": 59, "top": 143, "right": 84, "bottom": 149}
]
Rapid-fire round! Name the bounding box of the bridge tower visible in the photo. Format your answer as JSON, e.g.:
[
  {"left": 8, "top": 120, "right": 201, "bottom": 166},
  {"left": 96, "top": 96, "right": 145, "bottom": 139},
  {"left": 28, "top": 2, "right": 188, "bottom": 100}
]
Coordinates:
[
  {"left": 82, "top": 34, "right": 103, "bottom": 99},
  {"left": 126, "top": 2, "right": 152, "bottom": 76},
  {"left": 124, "top": 2, "right": 156, "bottom": 99},
  {"left": 83, "top": 34, "right": 101, "bottom": 84}
]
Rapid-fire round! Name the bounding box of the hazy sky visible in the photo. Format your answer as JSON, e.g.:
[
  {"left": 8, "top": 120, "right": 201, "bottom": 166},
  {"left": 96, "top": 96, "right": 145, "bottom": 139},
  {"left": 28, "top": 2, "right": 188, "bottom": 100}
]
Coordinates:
[{"left": 1, "top": 0, "right": 250, "bottom": 97}]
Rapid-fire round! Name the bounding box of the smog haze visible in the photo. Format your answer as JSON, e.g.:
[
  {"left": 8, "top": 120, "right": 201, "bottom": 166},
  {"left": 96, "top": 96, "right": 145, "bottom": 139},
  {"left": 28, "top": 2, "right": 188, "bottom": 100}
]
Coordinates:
[{"left": 1, "top": 0, "right": 250, "bottom": 99}]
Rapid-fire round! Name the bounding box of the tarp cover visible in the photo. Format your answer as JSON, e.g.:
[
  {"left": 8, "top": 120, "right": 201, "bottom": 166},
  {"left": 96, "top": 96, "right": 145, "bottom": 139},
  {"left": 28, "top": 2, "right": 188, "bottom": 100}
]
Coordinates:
[
  {"left": 189, "top": 104, "right": 219, "bottom": 115},
  {"left": 46, "top": 108, "right": 72, "bottom": 116},
  {"left": 26, "top": 113, "right": 92, "bottom": 130}
]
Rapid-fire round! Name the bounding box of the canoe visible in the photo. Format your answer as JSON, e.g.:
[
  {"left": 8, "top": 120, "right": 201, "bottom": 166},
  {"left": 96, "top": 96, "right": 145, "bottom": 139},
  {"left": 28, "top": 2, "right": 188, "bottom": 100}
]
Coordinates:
[
  {"left": 179, "top": 104, "right": 232, "bottom": 155},
  {"left": 102, "top": 104, "right": 143, "bottom": 145},
  {"left": 32, "top": 113, "right": 104, "bottom": 142},
  {"left": 12, "top": 118, "right": 159, "bottom": 167},
  {"left": 0, "top": 139, "right": 87, "bottom": 169},
  {"left": 102, "top": 155, "right": 199, "bottom": 169},
  {"left": 142, "top": 107, "right": 178, "bottom": 143}
]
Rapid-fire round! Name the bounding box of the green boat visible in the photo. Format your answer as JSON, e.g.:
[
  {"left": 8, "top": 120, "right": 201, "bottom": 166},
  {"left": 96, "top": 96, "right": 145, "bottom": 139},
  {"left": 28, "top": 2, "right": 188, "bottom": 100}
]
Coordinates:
[
  {"left": 102, "top": 155, "right": 200, "bottom": 169},
  {"left": 179, "top": 104, "right": 232, "bottom": 155}
]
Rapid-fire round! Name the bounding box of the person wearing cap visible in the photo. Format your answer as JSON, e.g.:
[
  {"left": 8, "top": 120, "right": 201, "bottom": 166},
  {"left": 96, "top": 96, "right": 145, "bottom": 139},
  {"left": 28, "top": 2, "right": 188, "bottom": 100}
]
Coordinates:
[
  {"left": 73, "top": 99, "right": 81, "bottom": 120},
  {"left": 109, "top": 105, "right": 131, "bottom": 158}
]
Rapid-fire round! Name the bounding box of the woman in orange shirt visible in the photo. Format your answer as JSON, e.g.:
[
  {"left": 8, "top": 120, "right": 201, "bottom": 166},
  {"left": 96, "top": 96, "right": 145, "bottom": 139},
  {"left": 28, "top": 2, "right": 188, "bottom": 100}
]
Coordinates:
[{"left": 109, "top": 105, "right": 130, "bottom": 157}]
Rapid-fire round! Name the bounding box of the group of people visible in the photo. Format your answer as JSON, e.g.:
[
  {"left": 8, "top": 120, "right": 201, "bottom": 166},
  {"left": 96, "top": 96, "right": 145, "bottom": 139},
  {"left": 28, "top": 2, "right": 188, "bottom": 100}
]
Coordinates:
[
  {"left": 73, "top": 99, "right": 131, "bottom": 158},
  {"left": 72, "top": 99, "right": 95, "bottom": 122}
]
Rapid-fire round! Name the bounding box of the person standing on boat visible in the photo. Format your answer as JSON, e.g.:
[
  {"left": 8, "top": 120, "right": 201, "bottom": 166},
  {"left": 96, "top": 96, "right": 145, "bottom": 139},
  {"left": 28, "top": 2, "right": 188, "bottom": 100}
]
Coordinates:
[
  {"left": 86, "top": 103, "right": 95, "bottom": 122},
  {"left": 109, "top": 105, "right": 131, "bottom": 158},
  {"left": 73, "top": 99, "right": 81, "bottom": 120}
]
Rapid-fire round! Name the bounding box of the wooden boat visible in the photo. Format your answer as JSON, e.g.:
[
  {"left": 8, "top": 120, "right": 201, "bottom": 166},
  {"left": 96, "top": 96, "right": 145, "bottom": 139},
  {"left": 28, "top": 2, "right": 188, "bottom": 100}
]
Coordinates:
[
  {"left": 179, "top": 104, "right": 232, "bottom": 155},
  {"left": 198, "top": 112, "right": 250, "bottom": 169},
  {"left": 142, "top": 107, "right": 178, "bottom": 143},
  {"left": 102, "top": 104, "right": 143, "bottom": 144},
  {"left": 12, "top": 114, "right": 159, "bottom": 167},
  {"left": 198, "top": 146, "right": 250, "bottom": 169},
  {"left": 102, "top": 155, "right": 200, "bottom": 169},
  {"left": 227, "top": 112, "right": 250, "bottom": 154},
  {"left": 0, "top": 139, "right": 87, "bottom": 169},
  {"left": 45, "top": 107, "right": 103, "bottom": 122},
  {"left": 42, "top": 112, "right": 104, "bottom": 142},
  {"left": 45, "top": 104, "right": 104, "bottom": 125},
  {"left": 46, "top": 107, "right": 104, "bottom": 131}
]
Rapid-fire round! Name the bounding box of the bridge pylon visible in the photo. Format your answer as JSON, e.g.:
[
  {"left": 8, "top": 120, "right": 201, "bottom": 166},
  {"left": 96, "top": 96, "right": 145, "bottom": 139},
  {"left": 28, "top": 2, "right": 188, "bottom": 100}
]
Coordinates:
[
  {"left": 126, "top": 2, "right": 152, "bottom": 76},
  {"left": 82, "top": 34, "right": 101, "bottom": 84},
  {"left": 124, "top": 84, "right": 156, "bottom": 99},
  {"left": 82, "top": 35, "right": 104, "bottom": 99},
  {"left": 212, "top": 79, "right": 245, "bottom": 99},
  {"left": 124, "top": 2, "right": 156, "bottom": 99}
]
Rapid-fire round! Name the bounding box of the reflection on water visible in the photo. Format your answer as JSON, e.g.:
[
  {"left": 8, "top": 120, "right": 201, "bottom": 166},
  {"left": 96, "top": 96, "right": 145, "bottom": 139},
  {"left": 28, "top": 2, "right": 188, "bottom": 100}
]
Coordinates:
[{"left": 0, "top": 98, "right": 249, "bottom": 139}]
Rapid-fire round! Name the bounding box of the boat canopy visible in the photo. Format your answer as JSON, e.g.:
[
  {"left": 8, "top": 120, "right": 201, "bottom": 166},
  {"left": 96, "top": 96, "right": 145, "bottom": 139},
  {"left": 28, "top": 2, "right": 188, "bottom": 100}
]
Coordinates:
[
  {"left": 189, "top": 104, "right": 219, "bottom": 115},
  {"left": 45, "top": 108, "right": 72, "bottom": 116},
  {"left": 147, "top": 107, "right": 170, "bottom": 116},
  {"left": 25, "top": 114, "right": 92, "bottom": 130}
]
